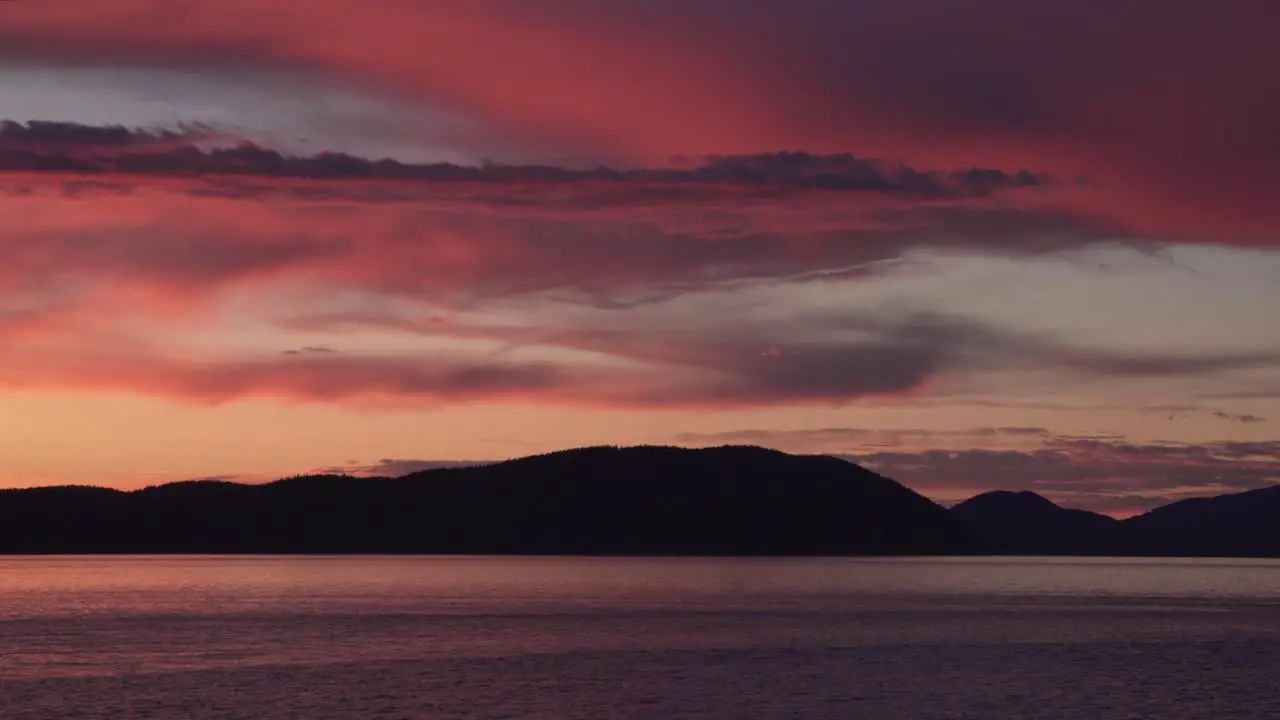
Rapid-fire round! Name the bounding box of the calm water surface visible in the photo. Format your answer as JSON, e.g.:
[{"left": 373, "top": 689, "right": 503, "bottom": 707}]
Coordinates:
[{"left": 1, "top": 556, "right": 1278, "bottom": 719}]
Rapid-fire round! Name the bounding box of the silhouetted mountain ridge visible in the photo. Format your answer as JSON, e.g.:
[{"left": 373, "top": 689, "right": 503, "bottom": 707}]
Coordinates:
[
  {"left": 4, "top": 445, "right": 1276, "bottom": 556},
  {"left": 0, "top": 445, "right": 979, "bottom": 556},
  {"left": 952, "top": 485, "right": 1280, "bottom": 557},
  {"left": 1118, "top": 485, "right": 1280, "bottom": 558},
  {"left": 951, "top": 490, "right": 1119, "bottom": 555}
]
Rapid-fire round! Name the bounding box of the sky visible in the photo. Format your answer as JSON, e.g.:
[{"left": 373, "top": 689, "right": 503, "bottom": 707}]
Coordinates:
[{"left": 0, "top": 0, "right": 1277, "bottom": 515}]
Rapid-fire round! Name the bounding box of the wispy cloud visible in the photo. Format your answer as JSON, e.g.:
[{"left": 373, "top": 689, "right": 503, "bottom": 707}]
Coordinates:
[
  {"left": 309, "top": 458, "right": 493, "bottom": 477},
  {"left": 1212, "top": 411, "right": 1268, "bottom": 424},
  {"left": 676, "top": 426, "right": 1055, "bottom": 453},
  {"left": 3, "top": 294, "right": 1278, "bottom": 409},
  {"left": 281, "top": 345, "right": 338, "bottom": 356}
]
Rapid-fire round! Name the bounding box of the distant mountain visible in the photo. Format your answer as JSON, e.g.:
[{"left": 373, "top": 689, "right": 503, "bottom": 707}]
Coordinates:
[
  {"left": 1118, "top": 485, "right": 1280, "bottom": 558},
  {"left": 951, "top": 490, "right": 1119, "bottom": 555},
  {"left": 0, "top": 445, "right": 981, "bottom": 556},
  {"left": 952, "top": 486, "right": 1280, "bottom": 557}
]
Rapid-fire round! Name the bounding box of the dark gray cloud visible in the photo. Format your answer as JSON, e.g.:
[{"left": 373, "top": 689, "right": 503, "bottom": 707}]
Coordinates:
[
  {"left": 0, "top": 120, "right": 1050, "bottom": 199},
  {"left": 1140, "top": 405, "right": 1272, "bottom": 424},
  {"left": 0, "top": 119, "right": 217, "bottom": 150},
  {"left": 686, "top": 312, "right": 1280, "bottom": 403},
  {"left": 281, "top": 345, "right": 338, "bottom": 356},
  {"left": 1213, "top": 411, "right": 1268, "bottom": 424}
]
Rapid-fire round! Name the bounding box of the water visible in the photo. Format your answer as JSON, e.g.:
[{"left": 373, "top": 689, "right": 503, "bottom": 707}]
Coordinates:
[{"left": 1, "top": 556, "right": 1278, "bottom": 719}]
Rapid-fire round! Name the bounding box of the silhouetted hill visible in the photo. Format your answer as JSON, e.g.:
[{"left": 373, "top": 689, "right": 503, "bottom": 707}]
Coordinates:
[
  {"left": 1118, "top": 485, "right": 1280, "bottom": 558},
  {"left": 951, "top": 491, "right": 1120, "bottom": 555},
  {"left": 0, "top": 446, "right": 981, "bottom": 556},
  {"left": 951, "top": 486, "right": 1280, "bottom": 557}
]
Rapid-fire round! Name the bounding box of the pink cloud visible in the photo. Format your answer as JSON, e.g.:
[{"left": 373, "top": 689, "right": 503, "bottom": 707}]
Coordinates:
[
  {"left": 2, "top": 1, "right": 1276, "bottom": 241},
  {"left": 0, "top": 145, "right": 1275, "bottom": 411},
  {"left": 0, "top": 161, "right": 1104, "bottom": 321}
]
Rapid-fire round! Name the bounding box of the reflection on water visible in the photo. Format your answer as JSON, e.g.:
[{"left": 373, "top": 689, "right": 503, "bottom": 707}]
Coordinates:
[
  {"left": 4, "top": 555, "right": 1280, "bottom": 618},
  {"left": 1, "top": 556, "right": 1278, "bottom": 719}
]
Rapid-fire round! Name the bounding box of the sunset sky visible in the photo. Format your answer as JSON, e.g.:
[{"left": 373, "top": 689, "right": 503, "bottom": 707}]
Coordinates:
[{"left": 1, "top": 1, "right": 1277, "bottom": 514}]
